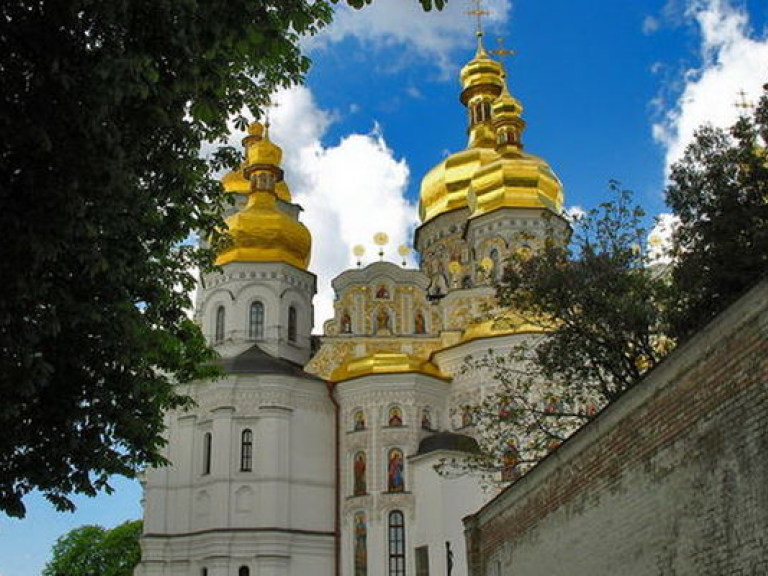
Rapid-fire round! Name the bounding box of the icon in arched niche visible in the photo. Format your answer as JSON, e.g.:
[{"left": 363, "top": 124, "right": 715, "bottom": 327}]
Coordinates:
[
  {"left": 414, "top": 310, "right": 426, "bottom": 334},
  {"left": 501, "top": 436, "right": 521, "bottom": 482},
  {"left": 388, "top": 406, "right": 403, "bottom": 427},
  {"left": 375, "top": 284, "right": 390, "bottom": 299},
  {"left": 353, "top": 410, "right": 366, "bottom": 431},
  {"left": 387, "top": 448, "right": 405, "bottom": 492},
  {"left": 353, "top": 451, "right": 367, "bottom": 495},
  {"left": 421, "top": 408, "right": 432, "bottom": 431},
  {"left": 354, "top": 512, "right": 367, "bottom": 576},
  {"left": 340, "top": 311, "right": 352, "bottom": 334},
  {"left": 461, "top": 405, "right": 474, "bottom": 428},
  {"left": 375, "top": 308, "right": 391, "bottom": 333}
]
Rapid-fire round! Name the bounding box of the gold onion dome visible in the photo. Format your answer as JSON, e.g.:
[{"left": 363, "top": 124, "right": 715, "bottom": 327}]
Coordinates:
[
  {"left": 419, "top": 39, "right": 506, "bottom": 224},
  {"left": 330, "top": 353, "right": 448, "bottom": 383},
  {"left": 468, "top": 79, "right": 564, "bottom": 218},
  {"left": 215, "top": 122, "right": 311, "bottom": 270}
]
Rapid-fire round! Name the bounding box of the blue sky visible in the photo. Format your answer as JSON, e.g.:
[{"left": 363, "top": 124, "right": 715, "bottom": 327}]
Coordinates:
[{"left": 2, "top": 1, "right": 767, "bottom": 574}]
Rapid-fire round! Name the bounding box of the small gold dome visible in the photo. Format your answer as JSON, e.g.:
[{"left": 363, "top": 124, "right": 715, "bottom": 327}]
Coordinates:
[
  {"left": 215, "top": 190, "right": 311, "bottom": 269},
  {"left": 216, "top": 121, "right": 310, "bottom": 269},
  {"left": 243, "top": 122, "right": 283, "bottom": 167},
  {"left": 331, "top": 352, "right": 448, "bottom": 383},
  {"left": 460, "top": 42, "right": 505, "bottom": 105}
]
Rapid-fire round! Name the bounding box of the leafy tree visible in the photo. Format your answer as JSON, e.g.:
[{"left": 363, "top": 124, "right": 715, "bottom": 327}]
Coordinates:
[
  {"left": 448, "top": 185, "right": 671, "bottom": 481},
  {"left": 666, "top": 84, "right": 768, "bottom": 339},
  {"left": 43, "top": 520, "right": 142, "bottom": 576},
  {"left": 0, "top": 0, "right": 442, "bottom": 518}
]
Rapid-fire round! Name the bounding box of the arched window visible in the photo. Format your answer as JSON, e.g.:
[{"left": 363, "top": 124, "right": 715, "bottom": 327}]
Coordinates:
[
  {"left": 388, "top": 510, "right": 406, "bottom": 576},
  {"left": 238, "top": 566, "right": 250, "bottom": 576},
  {"left": 288, "top": 306, "right": 297, "bottom": 342},
  {"left": 202, "top": 432, "right": 212, "bottom": 475},
  {"left": 240, "top": 429, "right": 253, "bottom": 472},
  {"left": 489, "top": 248, "right": 501, "bottom": 280},
  {"left": 201, "top": 568, "right": 208, "bottom": 576},
  {"left": 215, "top": 306, "right": 225, "bottom": 344},
  {"left": 249, "top": 301, "right": 264, "bottom": 340}
]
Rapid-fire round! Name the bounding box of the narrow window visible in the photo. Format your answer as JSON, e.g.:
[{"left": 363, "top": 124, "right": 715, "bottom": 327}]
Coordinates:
[
  {"left": 415, "top": 546, "right": 429, "bottom": 576},
  {"left": 215, "top": 306, "right": 225, "bottom": 344},
  {"left": 202, "top": 432, "right": 212, "bottom": 475},
  {"left": 388, "top": 510, "right": 406, "bottom": 576},
  {"left": 201, "top": 569, "right": 208, "bottom": 576},
  {"left": 240, "top": 429, "right": 253, "bottom": 472},
  {"left": 249, "top": 301, "right": 264, "bottom": 340},
  {"left": 288, "top": 306, "right": 297, "bottom": 342},
  {"left": 238, "top": 567, "right": 250, "bottom": 576}
]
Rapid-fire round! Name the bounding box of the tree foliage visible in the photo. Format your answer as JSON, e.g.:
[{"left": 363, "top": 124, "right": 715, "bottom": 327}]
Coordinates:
[
  {"left": 448, "top": 186, "right": 670, "bottom": 481},
  {"left": 0, "top": 0, "right": 442, "bottom": 518},
  {"left": 666, "top": 84, "right": 768, "bottom": 339},
  {"left": 43, "top": 520, "right": 142, "bottom": 576}
]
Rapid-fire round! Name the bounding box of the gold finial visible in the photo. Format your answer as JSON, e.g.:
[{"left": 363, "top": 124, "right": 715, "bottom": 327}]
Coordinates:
[
  {"left": 397, "top": 245, "right": 411, "bottom": 267},
  {"left": 373, "top": 232, "right": 389, "bottom": 260},
  {"left": 467, "top": 0, "right": 489, "bottom": 46},
  {"left": 353, "top": 244, "right": 365, "bottom": 267},
  {"left": 735, "top": 89, "right": 754, "bottom": 112}
]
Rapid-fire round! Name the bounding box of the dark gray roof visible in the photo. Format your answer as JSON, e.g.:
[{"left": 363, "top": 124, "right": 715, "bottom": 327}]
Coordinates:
[
  {"left": 216, "top": 345, "right": 324, "bottom": 381},
  {"left": 417, "top": 431, "right": 481, "bottom": 456}
]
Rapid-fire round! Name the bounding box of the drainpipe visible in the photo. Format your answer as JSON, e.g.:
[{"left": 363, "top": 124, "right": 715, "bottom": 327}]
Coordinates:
[{"left": 327, "top": 380, "right": 341, "bottom": 576}]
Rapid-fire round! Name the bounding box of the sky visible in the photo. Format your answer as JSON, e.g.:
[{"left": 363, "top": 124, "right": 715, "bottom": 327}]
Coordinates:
[{"left": 2, "top": 1, "right": 767, "bottom": 574}]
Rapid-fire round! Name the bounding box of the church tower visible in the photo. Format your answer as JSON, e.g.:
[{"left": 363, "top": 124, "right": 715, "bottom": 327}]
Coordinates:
[{"left": 136, "top": 123, "right": 336, "bottom": 576}]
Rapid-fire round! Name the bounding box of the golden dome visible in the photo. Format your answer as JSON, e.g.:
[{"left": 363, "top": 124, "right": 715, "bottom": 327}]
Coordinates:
[
  {"left": 215, "top": 121, "right": 310, "bottom": 269},
  {"left": 419, "top": 147, "right": 498, "bottom": 223},
  {"left": 243, "top": 122, "right": 283, "bottom": 167},
  {"left": 418, "top": 38, "right": 506, "bottom": 225},
  {"left": 331, "top": 353, "right": 448, "bottom": 383},
  {"left": 467, "top": 76, "right": 564, "bottom": 218},
  {"left": 460, "top": 311, "right": 551, "bottom": 343},
  {"left": 216, "top": 190, "right": 311, "bottom": 269}
]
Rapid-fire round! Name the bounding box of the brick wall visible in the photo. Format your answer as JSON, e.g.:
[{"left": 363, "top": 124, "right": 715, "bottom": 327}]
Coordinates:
[{"left": 464, "top": 280, "right": 768, "bottom": 576}]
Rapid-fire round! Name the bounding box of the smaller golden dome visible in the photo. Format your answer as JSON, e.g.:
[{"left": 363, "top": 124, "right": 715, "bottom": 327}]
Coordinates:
[
  {"left": 460, "top": 41, "right": 505, "bottom": 105},
  {"left": 460, "top": 311, "right": 551, "bottom": 343},
  {"left": 215, "top": 190, "right": 311, "bottom": 269},
  {"left": 243, "top": 122, "right": 283, "bottom": 167},
  {"left": 331, "top": 353, "right": 448, "bottom": 383}
]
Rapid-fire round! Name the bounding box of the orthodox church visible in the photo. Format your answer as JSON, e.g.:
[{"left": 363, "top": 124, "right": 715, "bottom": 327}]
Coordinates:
[{"left": 135, "top": 31, "right": 569, "bottom": 576}]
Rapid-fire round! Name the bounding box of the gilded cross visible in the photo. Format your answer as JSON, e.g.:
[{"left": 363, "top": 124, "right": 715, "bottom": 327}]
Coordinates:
[
  {"left": 467, "top": 0, "right": 489, "bottom": 37},
  {"left": 734, "top": 89, "right": 754, "bottom": 112}
]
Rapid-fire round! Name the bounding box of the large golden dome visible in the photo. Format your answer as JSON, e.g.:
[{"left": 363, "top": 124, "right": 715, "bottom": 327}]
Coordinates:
[
  {"left": 215, "top": 122, "right": 311, "bottom": 269},
  {"left": 419, "top": 41, "right": 563, "bottom": 224},
  {"left": 468, "top": 81, "right": 563, "bottom": 217},
  {"left": 418, "top": 39, "right": 506, "bottom": 225}
]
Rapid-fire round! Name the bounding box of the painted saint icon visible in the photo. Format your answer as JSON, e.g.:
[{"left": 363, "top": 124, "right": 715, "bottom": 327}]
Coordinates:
[
  {"left": 388, "top": 406, "right": 403, "bottom": 427},
  {"left": 354, "top": 512, "right": 367, "bottom": 576},
  {"left": 353, "top": 451, "right": 366, "bottom": 495},
  {"left": 353, "top": 410, "right": 366, "bottom": 431},
  {"left": 421, "top": 408, "right": 432, "bottom": 431},
  {"left": 375, "top": 285, "right": 389, "bottom": 299},
  {"left": 340, "top": 311, "right": 352, "bottom": 334},
  {"left": 414, "top": 310, "right": 426, "bottom": 334},
  {"left": 388, "top": 448, "right": 405, "bottom": 492}
]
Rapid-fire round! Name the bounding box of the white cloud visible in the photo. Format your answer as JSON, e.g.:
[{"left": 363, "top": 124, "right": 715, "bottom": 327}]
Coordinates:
[
  {"left": 643, "top": 15, "right": 660, "bottom": 35},
  {"left": 268, "top": 86, "right": 418, "bottom": 330},
  {"left": 652, "top": 0, "right": 768, "bottom": 175},
  {"left": 308, "top": 0, "right": 512, "bottom": 73}
]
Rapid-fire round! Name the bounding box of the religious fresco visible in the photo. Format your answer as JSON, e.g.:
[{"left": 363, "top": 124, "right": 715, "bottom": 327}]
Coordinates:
[
  {"left": 353, "top": 451, "right": 367, "bottom": 495},
  {"left": 388, "top": 406, "right": 403, "bottom": 427},
  {"left": 421, "top": 408, "right": 432, "bottom": 431},
  {"left": 375, "top": 284, "right": 390, "bottom": 299},
  {"left": 340, "top": 311, "right": 352, "bottom": 333},
  {"left": 387, "top": 448, "right": 405, "bottom": 492},
  {"left": 414, "top": 310, "right": 426, "bottom": 334},
  {"left": 353, "top": 410, "right": 366, "bottom": 431},
  {"left": 354, "top": 512, "right": 367, "bottom": 576},
  {"left": 501, "top": 437, "right": 520, "bottom": 482}
]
